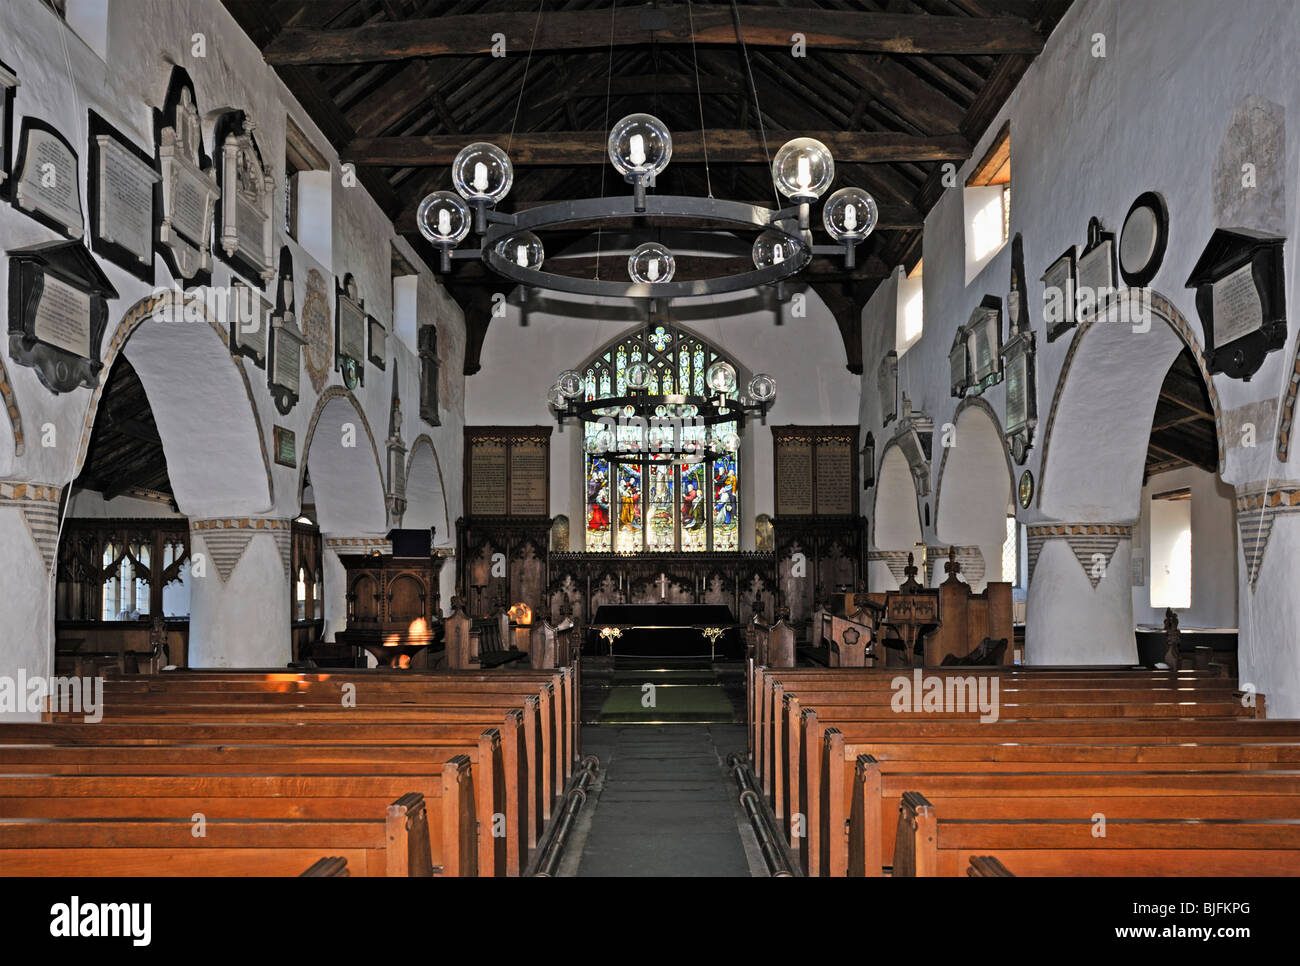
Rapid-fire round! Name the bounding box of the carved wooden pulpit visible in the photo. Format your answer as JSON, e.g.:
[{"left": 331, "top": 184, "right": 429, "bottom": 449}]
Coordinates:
[{"left": 882, "top": 553, "right": 941, "bottom": 667}]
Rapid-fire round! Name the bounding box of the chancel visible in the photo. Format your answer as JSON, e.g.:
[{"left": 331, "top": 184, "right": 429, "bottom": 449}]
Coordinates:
[{"left": 3, "top": 0, "right": 1300, "bottom": 905}]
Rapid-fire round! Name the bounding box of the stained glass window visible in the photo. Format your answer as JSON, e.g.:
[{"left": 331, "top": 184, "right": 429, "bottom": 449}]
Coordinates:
[{"left": 581, "top": 324, "right": 741, "bottom": 552}]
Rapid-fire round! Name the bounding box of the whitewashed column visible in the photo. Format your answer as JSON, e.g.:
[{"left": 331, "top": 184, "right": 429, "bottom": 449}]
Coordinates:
[
  {"left": 1234, "top": 481, "right": 1300, "bottom": 717},
  {"left": 1025, "top": 522, "right": 1138, "bottom": 665},
  {"left": 187, "top": 517, "right": 293, "bottom": 667},
  {"left": 0, "top": 482, "right": 63, "bottom": 719}
]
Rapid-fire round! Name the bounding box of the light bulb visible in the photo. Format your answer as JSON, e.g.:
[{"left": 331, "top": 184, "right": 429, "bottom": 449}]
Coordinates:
[
  {"left": 452, "top": 142, "right": 513, "bottom": 203},
  {"left": 772, "top": 137, "right": 835, "bottom": 200},
  {"left": 626, "top": 361, "right": 651, "bottom": 390},
  {"left": 822, "top": 186, "right": 879, "bottom": 243},
  {"left": 556, "top": 369, "right": 585, "bottom": 399},
  {"left": 748, "top": 373, "right": 777, "bottom": 402},
  {"left": 706, "top": 361, "right": 737, "bottom": 395},
  {"left": 608, "top": 114, "right": 672, "bottom": 179},
  {"left": 494, "top": 231, "right": 544, "bottom": 271},
  {"left": 628, "top": 242, "right": 676, "bottom": 284},
  {"left": 752, "top": 230, "right": 801, "bottom": 270},
  {"left": 416, "top": 191, "right": 471, "bottom": 245}
]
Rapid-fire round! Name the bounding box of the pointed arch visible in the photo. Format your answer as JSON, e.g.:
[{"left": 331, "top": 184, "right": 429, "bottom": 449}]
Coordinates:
[
  {"left": 405, "top": 433, "right": 450, "bottom": 540},
  {"left": 299, "top": 387, "right": 386, "bottom": 534}
]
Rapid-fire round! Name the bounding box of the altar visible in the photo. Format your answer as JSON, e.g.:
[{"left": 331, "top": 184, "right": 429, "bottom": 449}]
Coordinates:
[{"left": 589, "top": 603, "right": 743, "bottom": 659}]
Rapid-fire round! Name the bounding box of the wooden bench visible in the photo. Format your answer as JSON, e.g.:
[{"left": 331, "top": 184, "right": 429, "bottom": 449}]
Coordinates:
[
  {"left": 0, "top": 775, "right": 460, "bottom": 877},
  {"left": 893, "top": 789, "right": 1300, "bottom": 876}
]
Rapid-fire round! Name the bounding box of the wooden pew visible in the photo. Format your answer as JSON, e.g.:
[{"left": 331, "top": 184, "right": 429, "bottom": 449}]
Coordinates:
[
  {"left": 893, "top": 789, "right": 1300, "bottom": 876},
  {"left": 0, "top": 717, "right": 527, "bottom": 876},
  {"left": 855, "top": 760, "right": 1300, "bottom": 875},
  {"left": 0, "top": 775, "right": 463, "bottom": 877}
]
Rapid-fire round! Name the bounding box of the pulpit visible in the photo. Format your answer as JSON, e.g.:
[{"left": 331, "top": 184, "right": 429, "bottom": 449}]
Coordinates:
[
  {"left": 880, "top": 554, "right": 940, "bottom": 667},
  {"left": 335, "top": 548, "right": 447, "bottom": 668}
]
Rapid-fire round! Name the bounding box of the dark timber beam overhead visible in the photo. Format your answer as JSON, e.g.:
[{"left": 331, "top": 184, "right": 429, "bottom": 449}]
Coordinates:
[
  {"left": 344, "top": 131, "right": 970, "bottom": 166},
  {"left": 263, "top": 9, "right": 1044, "bottom": 66}
]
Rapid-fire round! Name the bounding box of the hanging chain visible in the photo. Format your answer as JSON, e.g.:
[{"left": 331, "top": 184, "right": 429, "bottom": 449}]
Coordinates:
[
  {"left": 687, "top": 0, "right": 713, "bottom": 198},
  {"left": 730, "top": 0, "right": 778, "bottom": 206}
]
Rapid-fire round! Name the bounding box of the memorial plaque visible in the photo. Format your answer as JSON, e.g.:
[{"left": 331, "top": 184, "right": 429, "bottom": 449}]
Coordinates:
[
  {"left": 368, "top": 315, "right": 387, "bottom": 369},
  {"left": 949, "top": 326, "right": 969, "bottom": 397},
  {"left": 0, "top": 61, "right": 20, "bottom": 190},
  {"left": 469, "top": 441, "right": 509, "bottom": 516},
  {"left": 878, "top": 350, "right": 898, "bottom": 426},
  {"left": 33, "top": 274, "right": 92, "bottom": 357},
  {"left": 13, "top": 121, "right": 83, "bottom": 238},
  {"left": 7, "top": 240, "right": 117, "bottom": 394},
  {"left": 775, "top": 438, "right": 814, "bottom": 516},
  {"left": 229, "top": 278, "right": 270, "bottom": 367},
  {"left": 1186, "top": 227, "right": 1287, "bottom": 381},
  {"left": 419, "top": 324, "right": 441, "bottom": 426},
  {"left": 267, "top": 248, "right": 304, "bottom": 414},
  {"left": 1076, "top": 217, "right": 1116, "bottom": 320},
  {"left": 88, "top": 113, "right": 158, "bottom": 281},
  {"left": 1211, "top": 262, "right": 1263, "bottom": 347},
  {"left": 217, "top": 112, "right": 274, "bottom": 283},
  {"left": 814, "top": 440, "right": 854, "bottom": 515},
  {"left": 1042, "top": 247, "right": 1077, "bottom": 342},
  {"left": 335, "top": 273, "right": 366, "bottom": 389},
  {"left": 966, "top": 298, "right": 1002, "bottom": 393},
  {"left": 509, "top": 440, "right": 549, "bottom": 515},
  {"left": 273, "top": 425, "right": 296, "bottom": 468},
  {"left": 156, "top": 73, "right": 219, "bottom": 282}
]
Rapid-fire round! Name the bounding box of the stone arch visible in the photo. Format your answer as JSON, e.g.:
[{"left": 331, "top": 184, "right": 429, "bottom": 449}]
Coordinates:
[
  {"left": 299, "top": 387, "right": 386, "bottom": 534},
  {"left": 873, "top": 439, "right": 924, "bottom": 550},
  {"left": 1038, "top": 290, "right": 1227, "bottom": 521},
  {"left": 405, "top": 434, "right": 450, "bottom": 540},
  {"left": 75, "top": 291, "right": 273, "bottom": 516},
  {"left": 934, "top": 397, "right": 1014, "bottom": 540}
]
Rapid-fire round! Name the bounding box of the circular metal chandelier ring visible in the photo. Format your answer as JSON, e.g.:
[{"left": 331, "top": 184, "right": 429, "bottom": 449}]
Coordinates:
[
  {"left": 565, "top": 392, "right": 752, "bottom": 428},
  {"left": 480, "top": 195, "right": 812, "bottom": 299}
]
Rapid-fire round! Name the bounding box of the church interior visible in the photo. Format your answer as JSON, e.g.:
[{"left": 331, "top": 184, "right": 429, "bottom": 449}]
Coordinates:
[{"left": 1, "top": 0, "right": 1299, "bottom": 896}]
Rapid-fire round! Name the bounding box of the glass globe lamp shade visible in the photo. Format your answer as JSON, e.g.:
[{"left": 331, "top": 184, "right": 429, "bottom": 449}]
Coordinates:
[
  {"left": 626, "top": 361, "right": 652, "bottom": 390},
  {"left": 546, "top": 386, "right": 567, "bottom": 409},
  {"left": 823, "top": 187, "right": 879, "bottom": 243},
  {"left": 593, "top": 428, "right": 615, "bottom": 453},
  {"left": 752, "top": 230, "right": 801, "bottom": 269},
  {"left": 416, "top": 191, "right": 472, "bottom": 245},
  {"left": 628, "top": 242, "right": 676, "bottom": 284},
  {"left": 771, "top": 137, "right": 835, "bottom": 201},
  {"left": 608, "top": 114, "right": 672, "bottom": 179},
  {"left": 748, "top": 373, "right": 777, "bottom": 402},
  {"left": 719, "top": 431, "right": 741, "bottom": 454},
  {"left": 556, "top": 369, "right": 585, "bottom": 399},
  {"left": 706, "top": 361, "right": 738, "bottom": 395},
  {"left": 497, "top": 231, "right": 545, "bottom": 270},
  {"left": 451, "top": 142, "right": 513, "bottom": 203}
]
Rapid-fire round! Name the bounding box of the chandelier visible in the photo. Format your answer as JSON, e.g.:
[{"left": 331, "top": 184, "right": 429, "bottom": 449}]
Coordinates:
[{"left": 414, "top": 113, "right": 880, "bottom": 299}]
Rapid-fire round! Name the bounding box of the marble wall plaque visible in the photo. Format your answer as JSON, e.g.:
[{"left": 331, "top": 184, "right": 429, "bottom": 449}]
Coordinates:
[
  {"left": 1042, "top": 248, "right": 1077, "bottom": 342},
  {"left": 0, "top": 61, "right": 19, "bottom": 188},
  {"left": 337, "top": 293, "right": 366, "bottom": 361},
  {"left": 33, "top": 274, "right": 92, "bottom": 357},
  {"left": 229, "top": 279, "right": 270, "bottom": 366},
  {"left": 1211, "top": 262, "right": 1264, "bottom": 347},
  {"left": 218, "top": 115, "right": 274, "bottom": 282},
  {"left": 14, "top": 123, "right": 83, "bottom": 237},
  {"left": 88, "top": 114, "right": 159, "bottom": 280},
  {"left": 368, "top": 315, "right": 387, "bottom": 369},
  {"left": 157, "top": 79, "right": 219, "bottom": 281}
]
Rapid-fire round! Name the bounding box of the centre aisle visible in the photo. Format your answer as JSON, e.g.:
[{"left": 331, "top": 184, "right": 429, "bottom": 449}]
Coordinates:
[{"left": 570, "top": 725, "right": 761, "bottom": 877}]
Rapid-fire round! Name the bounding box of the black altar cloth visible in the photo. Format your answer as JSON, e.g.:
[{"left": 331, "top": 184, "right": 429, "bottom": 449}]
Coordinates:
[{"left": 589, "top": 603, "right": 743, "bottom": 659}]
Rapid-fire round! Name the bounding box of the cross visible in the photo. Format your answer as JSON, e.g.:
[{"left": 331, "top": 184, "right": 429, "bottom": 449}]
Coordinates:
[{"left": 657, "top": 572, "right": 669, "bottom": 600}]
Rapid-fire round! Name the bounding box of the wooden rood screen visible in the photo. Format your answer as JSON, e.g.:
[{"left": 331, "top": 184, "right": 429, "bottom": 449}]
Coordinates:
[
  {"left": 746, "top": 662, "right": 1300, "bottom": 876},
  {"left": 0, "top": 667, "right": 582, "bottom": 877}
]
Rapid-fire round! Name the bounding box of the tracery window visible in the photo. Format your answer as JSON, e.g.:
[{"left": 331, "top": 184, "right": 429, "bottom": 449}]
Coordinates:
[{"left": 581, "top": 323, "right": 740, "bottom": 552}]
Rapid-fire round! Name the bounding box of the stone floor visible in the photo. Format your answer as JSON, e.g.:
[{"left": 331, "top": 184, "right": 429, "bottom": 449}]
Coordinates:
[{"left": 566, "top": 724, "right": 762, "bottom": 877}]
